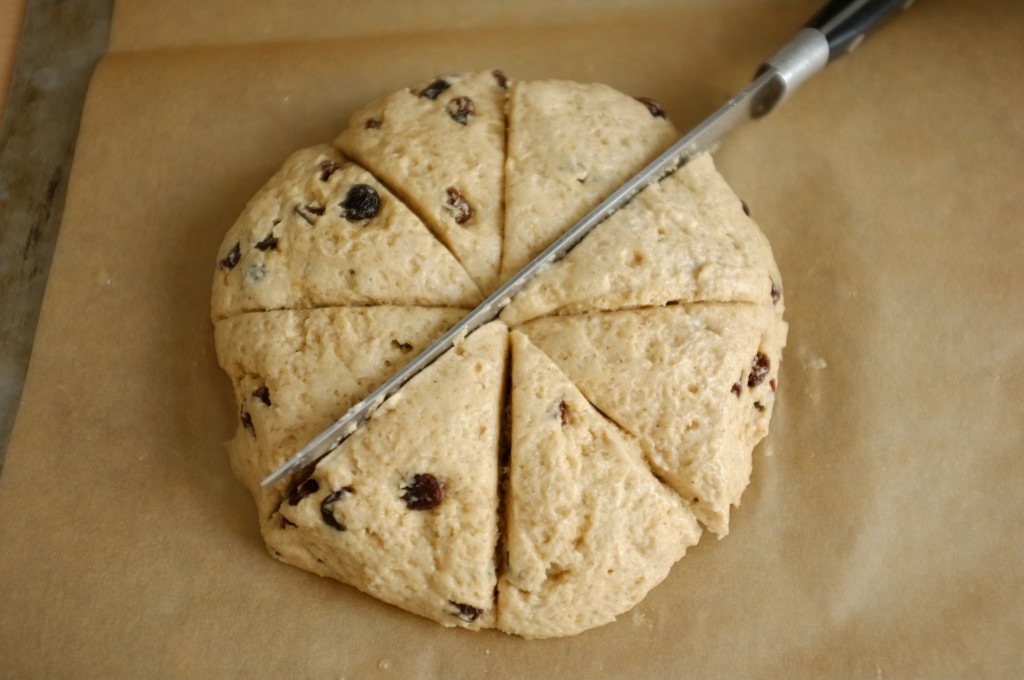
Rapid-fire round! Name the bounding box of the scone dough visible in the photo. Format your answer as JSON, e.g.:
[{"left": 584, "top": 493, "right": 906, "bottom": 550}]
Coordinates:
[
  {"left": 213, "top": 71, "right": 787, "bottom": 638},
  {"left": 498, "top": 331, "right": 701, "bottom": 638},
  {"left": 214, "top": 306, "right": 467, "bottom": 520},
  {"left": 269, "top": 322, "right": 507, "bottom": 630},
  {"left": 500, "top": 80, "right": 679, "bottom": 281},
  {"left": 517, "top": 304, "right": 786, "bottom": 536},
  {"left": 211, "top": 146, "right": 481, "bottom": 322},
  {"left": 501, "top": 153, "right": 781, "bottom": 326},
  {"left": 337, "top": 71, "right": 509, "bottom": 293}
]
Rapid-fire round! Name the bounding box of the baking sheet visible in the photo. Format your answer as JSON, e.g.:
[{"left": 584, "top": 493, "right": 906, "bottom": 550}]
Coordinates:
[{"left": 1, "top": 1, "right": 1022, "bottom": 677}]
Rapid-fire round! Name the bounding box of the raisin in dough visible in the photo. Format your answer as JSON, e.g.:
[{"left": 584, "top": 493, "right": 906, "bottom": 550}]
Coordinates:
[
  {"left": 501, "top": 153, "right": 782, "bottom": 326},
  {"left": 498, "top": 332, "right": 701, "bottom": 638},
  {"left": 337, "top": 72, "right": 509, "bottom": 294},
  {"left": 211, "top": 146, "right": 482, "bottom": 322},
  {"left": 500, "top": 80, "right": 678, "bottom": 282},
  {"left": 268, "top": 322, "right": 508, "bottom": 630},
  {"left": 516, "top": 304, "right": 786, "bottom": 536},
  {"left": 214, "top": 306, "right": 465, "bottom": 520}
]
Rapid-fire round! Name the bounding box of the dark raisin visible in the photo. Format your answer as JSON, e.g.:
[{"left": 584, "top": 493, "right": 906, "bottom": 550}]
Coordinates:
[
  {"left": 635, "top": 96, "right": 666, "bottom": 118},
  {"left": 450, "top": 601, "right": 483, "bottom": 622},
  {"left": 447, "top": 96, "right": 476, "bottom": 125},
  {"left": 254, "top": 234, "right": 278, "bottom": 251},
  {"left": 559, "top": 400, "right": 569, "bottom": 425},
  {"left": 321, "top": 509, "right": 346, "bottom": 532},
  {"left": 445, "top": 187, "right": 473, "bottom": 225},
  {"left": 341, "top": 184, "right": 381, "bottom": 222},
  {"left": 754, "top": 401, "right": 766, "bottom": 412},
  {"left": 279, "top": 516, "right": 296, "bottom": 529},
  {"left": 748, "top": 352, "right": 771, "bottom": 388},
  {"left": 771, "top": 279, "right": 782, "bottom": 305},
  {"left": 391, "top": 339, "right": 413, "bottom": 353},
  {"left": 288, "top": 477, "right": 320, "bottom": 506},
  {"left": 294, "top": 203, "right": 325, "bottom": 225},
  {"left": 321, "top": 488, "right": 353, "bottom": 531},
  {"left": 252, "top": 386, "right": 272, "bottom": 406},
  {"left": 741, "top": 199, "right": 751, "bottom": 216},
  {"left": 365, "top": 117, "right": 382, "bottom": 129},
  {"left": 492, "top": 69, "right": 509, "bottom": 89},
  {"left": 401, "top": 473, "right": 445, "bottom": 510},
  {"left": 240, "top": 408, "right": 255, "bottom": 436},
  {"left": 731, "top": 382, "right": 743, "bottom": 397},
  {"left": 318, "top": 159, "right": 339, "bottom": 181},
  {"left": 419, "top": 78, "right": 450, "bottom": 100},
  {"left": 219, "top": 242, "right": 241, "bottom": 270}
]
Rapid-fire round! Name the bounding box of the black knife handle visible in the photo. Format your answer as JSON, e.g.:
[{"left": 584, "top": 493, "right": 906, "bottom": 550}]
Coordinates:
[{"left": 807, "top": 0, "right": 913, "bottom": 61}]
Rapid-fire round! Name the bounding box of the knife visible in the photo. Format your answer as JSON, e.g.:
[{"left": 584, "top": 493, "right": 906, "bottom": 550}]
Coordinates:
[{"left": 262, "top": 0, "right": 911, "bottom": 487}]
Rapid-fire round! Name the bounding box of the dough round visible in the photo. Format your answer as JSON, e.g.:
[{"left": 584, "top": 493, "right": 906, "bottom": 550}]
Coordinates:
[{"left": 212, "top": 71, "right": 786, "bottom": 638}]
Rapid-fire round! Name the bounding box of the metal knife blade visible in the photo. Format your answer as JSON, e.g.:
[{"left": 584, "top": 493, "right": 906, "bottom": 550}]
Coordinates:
[{"left": 261, "top": 0, "right": 908, "bottom": 487}]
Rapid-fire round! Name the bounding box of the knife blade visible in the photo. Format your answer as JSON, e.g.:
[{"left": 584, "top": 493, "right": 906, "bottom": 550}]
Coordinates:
[{"left": 261, "top": 0, "right": 909, "bottom": 488}]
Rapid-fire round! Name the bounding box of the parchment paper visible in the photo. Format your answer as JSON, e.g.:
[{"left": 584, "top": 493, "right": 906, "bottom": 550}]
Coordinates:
[{"left": 1, "top": 1, "right": 1022, "bottom": 678}]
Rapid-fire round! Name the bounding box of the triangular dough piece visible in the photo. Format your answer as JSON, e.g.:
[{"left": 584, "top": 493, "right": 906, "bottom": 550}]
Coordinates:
[
  {"left": 500, "top": 80, "right": 678, "bottom": 282},
  {"left": 336, "top": 71, "right": 509, "bottom": 294},
  {"left": 518, "top": 304, "right": 787, "bottom": 536},
  {"left": 269, "top": 322, "right": 508, "bottom": 630},
  {"left": 501, "top": 153, "right": 782, "bottom": 326},
  {"left": 211, "top": 146, "right": 482, "bottom": 322},
  {"left": 498, "top": 332, "right": 701, "bottom": 638},
  {"left": 214, "top": 306, "right": 466, "bottom": 519}
]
